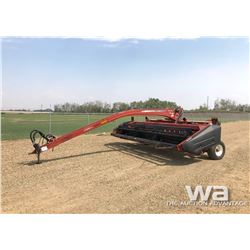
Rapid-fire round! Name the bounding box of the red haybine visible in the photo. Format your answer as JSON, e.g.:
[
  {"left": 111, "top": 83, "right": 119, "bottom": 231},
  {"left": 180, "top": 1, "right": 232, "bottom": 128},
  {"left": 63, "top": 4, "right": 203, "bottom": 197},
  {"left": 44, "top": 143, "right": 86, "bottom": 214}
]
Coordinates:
[{"left": 30, "top": 107, "right": 225, "bottom": 163}]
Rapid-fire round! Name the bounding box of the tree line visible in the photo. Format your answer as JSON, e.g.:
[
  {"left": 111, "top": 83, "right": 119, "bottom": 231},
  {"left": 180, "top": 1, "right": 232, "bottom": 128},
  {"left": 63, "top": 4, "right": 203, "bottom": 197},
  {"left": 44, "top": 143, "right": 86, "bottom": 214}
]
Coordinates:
[
  {"left": 195, "top": 98, "right": 250, "bottom": 112},
  {"left": 54, "top": 98, "right": 178, "bottom": 113},
  {"left": 54, "top": 97, "right": 250, "bottom": 113},
  {"left": 3, "top": 98, "right": 249, "bottom": 113}
]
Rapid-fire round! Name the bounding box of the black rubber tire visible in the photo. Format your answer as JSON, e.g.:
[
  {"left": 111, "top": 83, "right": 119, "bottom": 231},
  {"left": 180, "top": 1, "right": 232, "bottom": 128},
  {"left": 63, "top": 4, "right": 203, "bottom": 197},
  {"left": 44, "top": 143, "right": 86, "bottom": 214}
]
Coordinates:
[{"left": 207, "top": 141, "right": 225, "bottom": 160}]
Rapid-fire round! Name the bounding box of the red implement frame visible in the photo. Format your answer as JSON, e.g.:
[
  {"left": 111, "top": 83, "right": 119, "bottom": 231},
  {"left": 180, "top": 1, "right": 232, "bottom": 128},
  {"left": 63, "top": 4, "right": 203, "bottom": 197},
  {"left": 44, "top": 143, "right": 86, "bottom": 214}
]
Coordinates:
[
  {"left": 30, "top": 108, "right": 183, "bottom": 162},
  {"left": 46, "top": 108, "right": 181, "bottom": 150}
]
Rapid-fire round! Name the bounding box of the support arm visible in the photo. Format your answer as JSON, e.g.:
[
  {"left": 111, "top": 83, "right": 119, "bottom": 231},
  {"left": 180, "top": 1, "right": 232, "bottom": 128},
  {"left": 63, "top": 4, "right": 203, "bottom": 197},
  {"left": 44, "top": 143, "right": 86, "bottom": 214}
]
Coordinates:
[{"left": 30, "top": 107, "right": 183, "bottom": 162}]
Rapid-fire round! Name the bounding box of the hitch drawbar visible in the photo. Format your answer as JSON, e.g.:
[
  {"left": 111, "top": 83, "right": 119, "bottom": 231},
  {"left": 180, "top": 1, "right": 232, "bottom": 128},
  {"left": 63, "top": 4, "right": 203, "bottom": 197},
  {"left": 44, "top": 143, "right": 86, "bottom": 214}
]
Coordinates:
[
  {"left": 29, "top": 107, "right": 225, "bottom": 163},
  {"left": 29, "top": 130, "right": 56, "bottom": 163},
  {"left": 29, "top": 108, "right": 183, "bottom": 163}
]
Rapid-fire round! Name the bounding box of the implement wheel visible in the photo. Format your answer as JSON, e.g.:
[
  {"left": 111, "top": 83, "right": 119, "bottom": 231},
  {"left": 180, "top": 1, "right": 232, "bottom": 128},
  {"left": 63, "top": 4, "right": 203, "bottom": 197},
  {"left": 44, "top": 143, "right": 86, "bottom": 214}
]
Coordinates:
[{"left": 208, "top": 141, "right": 225, "bottom": 160}]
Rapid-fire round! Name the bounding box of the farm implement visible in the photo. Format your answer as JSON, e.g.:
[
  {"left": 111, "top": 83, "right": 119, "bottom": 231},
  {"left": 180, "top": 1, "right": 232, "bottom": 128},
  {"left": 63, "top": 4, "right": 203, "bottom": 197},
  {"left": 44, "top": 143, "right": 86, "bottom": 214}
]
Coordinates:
[{"left": 29, "top": 107, "right": 225, "bottom": 163}]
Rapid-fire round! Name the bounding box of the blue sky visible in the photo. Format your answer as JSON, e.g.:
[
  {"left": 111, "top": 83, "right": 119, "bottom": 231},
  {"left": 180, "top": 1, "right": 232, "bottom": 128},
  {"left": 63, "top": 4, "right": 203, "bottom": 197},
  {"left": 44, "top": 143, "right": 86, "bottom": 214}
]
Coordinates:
[{"left": 1, "top": 37, "right": 249, "bottom": 110}]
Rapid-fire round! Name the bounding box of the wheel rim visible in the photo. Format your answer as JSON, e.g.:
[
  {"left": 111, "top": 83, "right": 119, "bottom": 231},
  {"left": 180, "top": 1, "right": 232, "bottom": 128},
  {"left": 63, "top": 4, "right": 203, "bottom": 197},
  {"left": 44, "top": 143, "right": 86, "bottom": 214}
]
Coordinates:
[{"left": 215, "top": 144, "right": 223, "bottom": 157}]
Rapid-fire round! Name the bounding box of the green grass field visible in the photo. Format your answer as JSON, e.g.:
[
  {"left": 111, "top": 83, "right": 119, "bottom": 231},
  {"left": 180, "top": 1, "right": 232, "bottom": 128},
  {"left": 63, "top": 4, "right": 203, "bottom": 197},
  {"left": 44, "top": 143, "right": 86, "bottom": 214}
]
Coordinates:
[
  {"left": 1, "top": 113, "right": 138, "bottom": 140},
  {"left": 1, "top": 112, "right": 249, "bottom": 140}
]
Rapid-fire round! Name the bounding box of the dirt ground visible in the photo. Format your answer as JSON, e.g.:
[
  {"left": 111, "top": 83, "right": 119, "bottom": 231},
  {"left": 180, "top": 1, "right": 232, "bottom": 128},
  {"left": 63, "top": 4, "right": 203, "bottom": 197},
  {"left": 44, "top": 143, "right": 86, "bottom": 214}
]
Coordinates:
[{"left": 1, "top": 121, "right": 249, "bottom": 213}]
